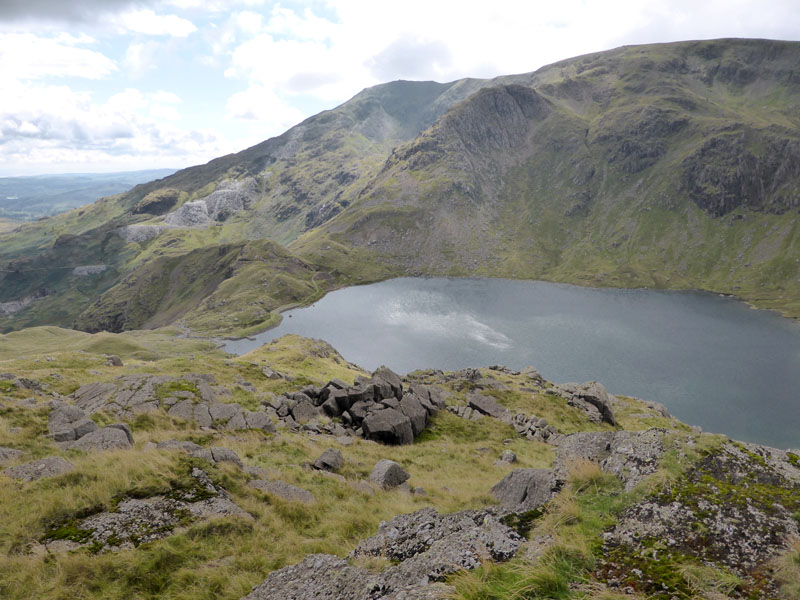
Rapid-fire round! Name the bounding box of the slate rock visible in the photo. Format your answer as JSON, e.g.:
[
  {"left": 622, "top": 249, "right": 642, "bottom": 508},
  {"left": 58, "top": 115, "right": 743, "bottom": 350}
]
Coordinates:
[
  {"left": 249, "top": 479, "right": 315, "bottom": 503},
  {"left": 4, "top": 456, "right": 74, "bottom": 481},
  {"left": 370, "top": 459, "right": 410, "bottom": 489},
  {"left": 68, "top": 427, "right": 132, "bottom": 451},
  {"left": 291, "top": 400, "right": 319, "bottom": 424},
  {"left": 312, "top": 448, "right": 344, "bottom": 472},
  {"left": 399, "top": 393, "right": 428, "bottom": 437},
  {"left": 0, "top": 446, "right": 25, "bottom": 465},
  {"left": 490, "top": 468, "right": 559, "bottom": 511},
  {"left": 362, "top": 408, "right": 414, "bottom": 445},
  {"left": 241, "top": 554, "right": 368, "bottom": 599},
  {"left": 373, "top": 366, "right": 403, "bottom": 398},
  {"left": 467, "top": 392, "right": 507, "bottom": 419}
]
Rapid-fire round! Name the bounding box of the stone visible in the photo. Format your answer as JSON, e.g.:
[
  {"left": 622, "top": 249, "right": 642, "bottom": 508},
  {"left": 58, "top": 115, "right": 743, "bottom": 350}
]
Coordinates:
[
  {"left": 209, "top": 402, "right": 241, "bottom": 423},
  {"left": 0, "top": 446, "right": 25, "bottom": 465},
  {"left": 168, "top": 399, "right": 195, "bottom": 421},
  {"left": 261, "top": 366, "right": 281, "bottom": 379},
  {"left": 4, "top": 456, "right": 74, "bottom": 481},
  {"left": 312, "top": 448, "right": 344, "bottom": 472},
  {"left": 194, "top": 403, "right": 214, "bottom": 427},
  {"left": 248, "top": 479, "right": 315, "bottom": 503},
  {"left": 373, "top": 365, "right": 403, "bottom": 398},
  {"left": 106, "top": 423, "right": 134, "bottom": 444},
  {"left": 244, "top": 410, "right": 276, "bottom": 432},
  {"left": 399, "top": 393, "right": 428, "bottom": 436},
  {"left": 369, "top": 459, "right": 410, "bottom": 489},
  {"left": 467, "top": 392, "right": 507, "bottom": 419},
  {"left": 569, "top": 382, "right": 617, "bottom": 426},
  {"left": 291, "top": 400, "right": 319, "bottom": 424},
  {"left": 190, "top": 446, "right": 243, "bottom": 467},
  {"left": 242, "top": 554, "right": 368, "bottom": 600},
  {"left": 68, "top": 427, "right": 132, "bottom": 451},
  {"left": 500, "top": 450, "right": 517, "bottom": 463},
  {"left": 106, "top": 355, "right": 123, "bottom": 367},
  {"left": 490, "top": 468, "right": 559, "bottom": 511},
  {"left": 362, "top": 408, "right": 414, "bottom": 445}
]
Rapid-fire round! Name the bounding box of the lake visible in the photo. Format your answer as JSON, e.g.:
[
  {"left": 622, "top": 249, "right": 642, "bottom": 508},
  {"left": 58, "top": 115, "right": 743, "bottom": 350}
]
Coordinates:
[{"left": 223, "top": 278, "right": 800, "bottom": 449}]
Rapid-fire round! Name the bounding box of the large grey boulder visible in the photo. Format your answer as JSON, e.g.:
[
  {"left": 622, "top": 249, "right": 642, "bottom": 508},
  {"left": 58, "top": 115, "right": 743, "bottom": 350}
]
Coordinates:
[
  {"left": 291, "top": 400, "right": 319, "bottom": 424},
  {"left": 373, "top": 366, "right": 403, "bottom": 399},
  {"left": 490, "top": 469, "right": 559, "bottom": 511},
  {"left": 249, "top": 480, "right": 315, "bottom": 503},
  {"left": 567, "top": 382, "right": 618, "bottom": 426},
  {"left": 68, "top": 426, "right": 132, "bottom": 451},
  {"left": 190, "top": 446, "right": 243, "bottom": 467},
  {"left": 467, "top": 392, "right": 507, "bottom": 419},
  {"left": 362, "top": 409, "right": 414, "bottom": 445},
  {"left": 312, "top": 448, "right": 344, "bottom": 473},
  {"left": 399, "top": 393, "right": 428, "bottom": 437},
  {"left": 4, "top": 456, "right": 74, "bottom": 481},
  {"left": 242, "top": 554, "right": 370, "bottom": 600},
  {"left": 370, "top": 459, "right": 410, "bottom": 489}
]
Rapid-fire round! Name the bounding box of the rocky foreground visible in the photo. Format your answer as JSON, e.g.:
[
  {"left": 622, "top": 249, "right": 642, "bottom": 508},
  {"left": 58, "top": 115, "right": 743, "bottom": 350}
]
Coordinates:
[{"left": 0, "top": 333, "right": 799, "bottom": 600}]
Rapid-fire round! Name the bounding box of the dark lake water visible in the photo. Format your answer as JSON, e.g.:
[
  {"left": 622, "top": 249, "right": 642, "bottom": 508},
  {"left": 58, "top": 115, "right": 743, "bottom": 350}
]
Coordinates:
[{"left": 224, "top": 278, "right": 800, "bottom": 449}]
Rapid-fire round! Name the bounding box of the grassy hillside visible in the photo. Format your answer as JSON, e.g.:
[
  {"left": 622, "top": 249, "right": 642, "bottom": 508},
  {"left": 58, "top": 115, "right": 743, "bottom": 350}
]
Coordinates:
[{"left": 299, "top": 38, "right": 800, "bottom": 318}]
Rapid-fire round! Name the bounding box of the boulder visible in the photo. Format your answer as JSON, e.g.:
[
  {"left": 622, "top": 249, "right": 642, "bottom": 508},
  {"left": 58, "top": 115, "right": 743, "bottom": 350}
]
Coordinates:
[
  {"left": 373, "top": 365, "right": 403, "bottom": 398},
  {"left": 68, "top": 426, "right": 132, "bottom": 451},
  {"left": 4, "top": 456, "right": 74, "bottom": 481},
  {"left": 242, "top": 554, "right": 369, "bottom": 600},
  {"left": 490, "top": 468, "right": 559, "bottom": 511},
  {"left": 362, "top": 408, "right": 414, "bottom": 445},
  {"left": 399, "top": 393, "right": 428, "bottom": 437},
  {"left": 249, "top": 480, "right": 315, "bottom": 503},
  {"left": 190, "top": 446, "right": 243, "bottom": 467},
  {"left": 312, "top": 448, "right": 344, "bottom": 473},
  {"left": 467, "top": 392, "right": 507, "bottom": 419},
  {"left": 106, "top": 355, "right": 123, "bottom": 367},
  {"left": 244, "top": 410, "right": 276, "bottom": 432},
  {"left": 106, "top": 423, "right": 134, "bottom": 444},
  {"left": 291, "top": 400, "right": 319, "bottom": 424},
  {"left": 369, "top": 459, "right": 410, "bottom": 489},
  {"left": 569, "top": 382, "right": 617, "bottom": 426}
]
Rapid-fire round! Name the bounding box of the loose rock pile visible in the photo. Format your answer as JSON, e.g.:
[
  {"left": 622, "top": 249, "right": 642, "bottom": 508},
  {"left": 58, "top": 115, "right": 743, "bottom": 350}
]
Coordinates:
[
  {"left": 49, "top": 402, "right": 133, "bottom": 451},
  {"left": 266, "top": 366, "right": 445, "bottom": 445}
]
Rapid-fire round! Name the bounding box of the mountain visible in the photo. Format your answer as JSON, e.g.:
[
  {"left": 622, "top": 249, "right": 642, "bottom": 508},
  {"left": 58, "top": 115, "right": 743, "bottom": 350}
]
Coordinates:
[{"left": 1, "top": 38, "right": 799, "bottom": 336}]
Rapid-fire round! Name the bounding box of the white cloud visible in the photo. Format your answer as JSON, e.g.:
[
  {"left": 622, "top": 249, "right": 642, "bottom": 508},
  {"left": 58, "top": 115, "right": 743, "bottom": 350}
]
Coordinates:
[
  {"left": 0, "top": 33, "right": 116, "bottom": 80},
  {"left": 226, "top": 84, "right": 305, "bottom": 129},
  {"left": 0, "top": 80, "right": 231, "bottom": 175},
  {"left": 113, "top": 8, "right": 197, "bottom": 37}
]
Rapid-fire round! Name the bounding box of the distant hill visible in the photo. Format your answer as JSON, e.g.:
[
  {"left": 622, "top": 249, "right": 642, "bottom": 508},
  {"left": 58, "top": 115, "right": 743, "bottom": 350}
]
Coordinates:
[
  {"left": 0, "top": 169, "right": 177, "bottom": 222},
  {"left": 1, "top": 39, "right": 799, "bottom": 335}
]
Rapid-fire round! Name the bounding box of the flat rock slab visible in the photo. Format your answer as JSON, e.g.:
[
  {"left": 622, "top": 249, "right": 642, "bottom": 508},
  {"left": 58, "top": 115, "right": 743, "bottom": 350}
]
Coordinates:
[
  {"left": 249, "top": 480, "right": 315, "bottom": 503},
  {"left": 62, "top": 426, "right": 132, "bottom": 451},
  {"left": 0, "top": 446, "right": 25, "bottom": 465},
  {"left": 490, "top": 468, "right": 559, "bottom": 511},
  {"left": 4, "top": 456, "right": 74, "bottom": 481},
  {"left": 467, "top": 392, "right": 507, "bottom": 419}
]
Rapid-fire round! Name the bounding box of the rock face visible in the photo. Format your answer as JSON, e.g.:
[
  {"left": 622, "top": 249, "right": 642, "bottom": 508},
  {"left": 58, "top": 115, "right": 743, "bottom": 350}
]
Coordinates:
[
  {"left": 243, "top": 507, "right": 522, "bottom": 599},
  {"left": 490, "top": 469, "right": 559, "bottom": 511},
  {"left": 46, "top": 468, "right": 250, "bottom": 553},
  {"left": 163, "top": 178, "right": 258, "bottom": 228},
  {"left": 69, "top": 374, "right": 276, "bottom": 434},
  {"left": 549, "top": 381, "right": 618, "bottom": 426},
  {"left": 467, "top": 392, "right": 507, "bottom": 419},
  {"left": 4, "top": 456, "right": 74, "bottom": 481},
  {"left": 599, "top": 441, "right": 800, "bottom": 594},
  {"left": 370, "top": 459, "right": 410, "bottom": 489},
  {"left": 554, "top": 428, "right": 667, "bottom": 490},
  {"left": 268, "top": 367, "right": 438, "bottom": 445}
]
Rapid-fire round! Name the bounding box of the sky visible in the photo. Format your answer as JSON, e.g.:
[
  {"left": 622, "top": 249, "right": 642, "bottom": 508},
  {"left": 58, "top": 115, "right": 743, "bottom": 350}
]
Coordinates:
[{"left": 1, "top": 0, "right": 799, "bottom": 176}]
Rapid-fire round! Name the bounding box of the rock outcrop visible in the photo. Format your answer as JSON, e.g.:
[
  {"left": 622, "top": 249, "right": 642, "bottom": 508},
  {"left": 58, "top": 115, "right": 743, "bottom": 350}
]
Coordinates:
[{"left": 4, "top": 456, "right": 74, "bottom": 481}]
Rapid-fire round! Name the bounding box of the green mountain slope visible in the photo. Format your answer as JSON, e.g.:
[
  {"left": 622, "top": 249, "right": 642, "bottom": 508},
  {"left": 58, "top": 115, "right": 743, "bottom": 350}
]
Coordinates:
[
  {"left": 2, "top": 38, "right": 799, "bottom": 335},
  {"left": 298, "top": 38, "right": 800, "bottom": 318}
]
